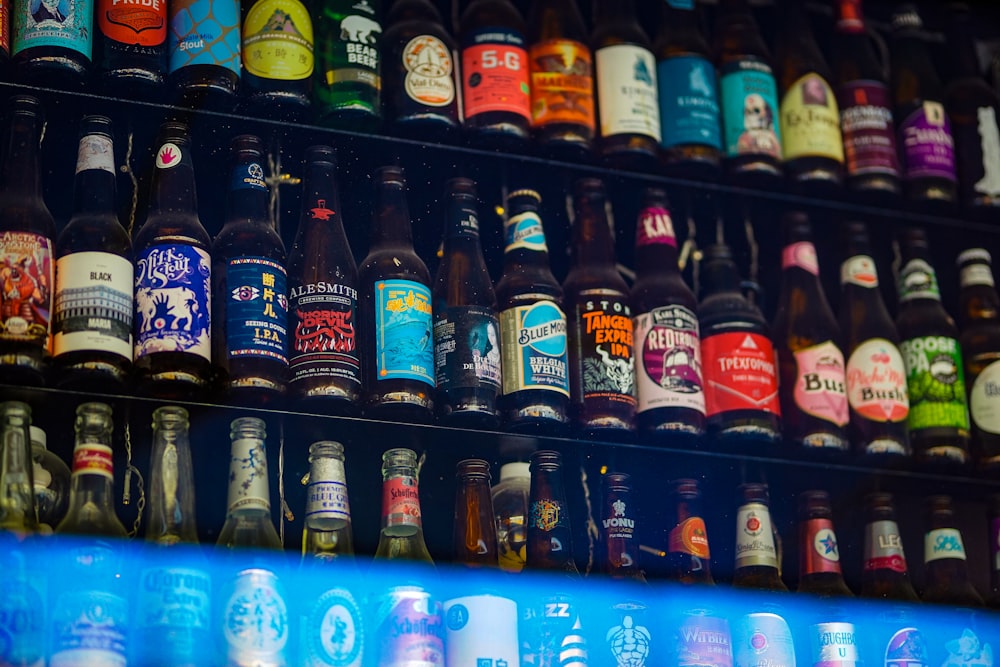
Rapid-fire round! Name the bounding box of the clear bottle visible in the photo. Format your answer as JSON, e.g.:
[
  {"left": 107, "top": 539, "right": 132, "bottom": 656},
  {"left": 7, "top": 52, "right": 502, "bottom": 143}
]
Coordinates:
[
  {"left": 859, "top": 492, "right": 918, "bottom": 602},
  {"left": 29, "top": 424, "right": 69, "bottom": 532},
  {"left": 0, "top": 401, "right": 36, "bottom": 533},
  {"left": 491, "top": 461, "right": 530, "bottom": 573},
  {"left": 453, "top": 458, "right": 498, "bottom": 567},
  {"left": 374, "top": 447, "right": 433, "bottom": 564},
  {"left": 732, "top": 483, "right": 786, "bottom": 591},
  {"left": 921, "top": 495, "right": 983, "bottom": 606},
  {"left": 664, "top": 478, "right": 713, "bottom": 585},
  {"left": 314, "top": 0, "right": 382, "bottom": 130},
  {"left": 796, "top": 490, "right": 852, "bottom": 597},
  {"left": 217, "top": 417, "right": 281, "bottom": 550}
]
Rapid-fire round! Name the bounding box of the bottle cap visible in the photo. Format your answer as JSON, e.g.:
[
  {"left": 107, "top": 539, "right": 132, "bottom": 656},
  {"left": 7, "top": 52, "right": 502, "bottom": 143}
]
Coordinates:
[
  {"left": 231, "top": 134, "right": 264, "bottom": 153},
  {"left": 671, "top": 478, "right": 701, "bottom": 498},
  {"left": 10, "top": 95, "right": 42, "bottom": 118},
  {"left": 603, "top": 472, "right": 631, "bottom": 490},
  {"left": 375, "top": 165, "right": 406, "bottom": 185},
  {"left": 446, "top": 177, "right": 477, "bottom": 198},
  {"left": 457, "top": 458, "right": 491, "bottom": 481},
  {"left": 702, "top": 243, "right": 734, "bottom": 262},
  {"left": 957, "top": 248, "right": 991, "bottom": 266},
  {"left": 29, "top": 425, "right": 45, "bottom": 449},
  {"left": 738, "top": 482, "right": 769, "bottom": 504},
  {"left": 529, "top": 450, "right": 562, "bottom": 472},
  {"left": 499, "top": 462, "right": 530, "bottom": 482},
  {"left": 304, "top": 145, "right": 337, "bottom": 167},
  {"left": 308, "top": 440, "right": 345, "bottom": 460},
  {"left": 891, "top": 5, "right": 922, "bottom": 31},
  {"left": 797, "top": 489, "right": 833, "bottom": 518},
  {"left": 507, "top": 189, "right": 541, "bottom": 203},
  {"left": 79, "top": 114, "right": 114, "bottom": 137}
]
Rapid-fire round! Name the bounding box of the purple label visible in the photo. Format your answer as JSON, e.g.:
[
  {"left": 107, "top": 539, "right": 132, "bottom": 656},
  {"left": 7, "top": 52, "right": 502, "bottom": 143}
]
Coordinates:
[
  {"left": 838, "top": 81, "right": 900, "bottom": 178},
  {"left": 899, "top": 103, "right": 957, "bottom": 182},
  {"left": 636, "top": 207, "right": 677, "bottom": 248},
  {"left": 676, "top": 614, "right": 732, "bottom": 667}
]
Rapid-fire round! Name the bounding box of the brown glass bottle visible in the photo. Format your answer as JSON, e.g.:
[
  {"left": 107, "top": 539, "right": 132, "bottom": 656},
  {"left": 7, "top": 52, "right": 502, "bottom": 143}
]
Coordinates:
[
  {"left": 454, "top": 459, "right": 499, "bottom": 567},
  {"left": 602, "top": 472, "right": 644, "bottom": 581},
  {"left": 988, "top": 495, "right": 1000, "bottom": 608},
  {"left": 96, "top": 0, "right": 167, "bottom": 100},
  {"left": 359, "top": 167, "right": 434, "bottom": 423},
  {"left": 772, "top": 213, "right": 849, "bottom": 454},
  {"left": 525, "top": 450, "right": 578, "bottom": 574},
  {"left": 859, "top": 492, "right": 919, "bottom": 602},
  {"left": 12, "top": 0, "right": 91, "bottom": 89},
  {"left": 564, "top": 178, "right": 636, "bottom": 439},
  {"left": 286, "top": 146, "right": 361, "bottom": 414},
  {"left": 732, "top": 483, "right": 787, "bottom": 591},
  {"left": 921, "top": 495, "right": 982, "bottom": 606},
  {"left": 665, "top": 478, "right": 713, "bottom": 585},
  {"left": 629, "top": 189, "right": 705, "bottom": 443},
  {"left": 838, "top": 222, "right": 910, "bottom": 459},
  {"left": 797, "top": 490, "right": 852, "bottom": 597},
  {"left": 896, "top": 228, "right": 970, "bottom": 465}
]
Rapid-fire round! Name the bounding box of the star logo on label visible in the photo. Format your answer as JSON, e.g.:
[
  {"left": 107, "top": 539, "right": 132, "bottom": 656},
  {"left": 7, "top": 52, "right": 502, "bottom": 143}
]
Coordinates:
[{"left": 820, "top": 534, "right": 837, "bottom": 556}]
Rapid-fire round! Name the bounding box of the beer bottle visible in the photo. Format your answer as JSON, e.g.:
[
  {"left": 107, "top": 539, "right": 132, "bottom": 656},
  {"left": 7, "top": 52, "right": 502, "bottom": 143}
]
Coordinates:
[
  {"left": 168, "top": 0, "right": 240, "bottom": 105},
  {"left": 96, "top": 0, "right": 167, "bottom": 98},
  {"left": 988, "top": 495, "right": 1000, "bottom": 608},
  {"left": 922, "top": 495, "right": 983, "bottom": 606},
  {"left": 859, "top": 492, "right": 918, "bottom": 602},
  {"left": 459, "top": 0, "right": 531, "bottom": 147},
  {"left": 287, "top": 146, "right": 361, "bottom": 414},
  {"left": 732, "top": 483, "right": 787, "bottom": 591},
  {"left": 454, "top": 458, "right": 498, "bottom": 567},
  {"left": 433, "top": 178, "right": 501, "bottom": 428},
  {"left": 0, "top": 96, "right": 54, "bottom": 388},
  {"left": 240, "top": 0, "right": 314, "bottom": 116},
  {"left": 698, "top": 243, "right": 781, "bottom": 445},
  {"left": 217, "top": 416, "right": 281, "bottom": 550},
  {"left": 890, "top": 5, "right": 957, "bottom": 206},
  {"left": 314, "top": 0, "right": 382, "bottom": 129},
  {"left": 714, "top": 0, "right": 783, "bottom": 185},
  {"left": 797, "top": 490, "right": 851, "bottom": 596},
  {"left": 956, "top": 249, "right": 1000, "bottom": 470},
  {"left": 382, "top": 0, "right": 460, "bottom": 139},
  {"left": 665, "top": 478, "right": 713, "bottom": 585},
  {"left": 11, "top": 0, "right": 92, "bottom": 87},
  {"left": 492, "top": 461, "right": 529, "bottom": 573},
  {"left": 565, "top": 178, "right": 636, "bottom": 439},
  {"left": 896, "top": 228, "right": 970, "bottom": 465},
  {"left": 360, "top": 167, "right": 434, "bottom": 422},
  {"left": 29, "top": 424, "right": 69, "bottom": 531},
  {"left": 838, "top": 222, "right": 909, "bottom": 458},
  {"left": 653, "top": 0, "right": 722, "bottom": 179},
  {"left": 775, "top": 0, "right": 844, "bottom": 192},
  {"left": 592, "top": 0, "right": 659, "bottom": 168},
  {"left": 945, "top": 5, "right": 1000, "bottom": 218},
  {"left": 374, "top": 447, "right": 433, "bottom": 563},
  {"left": 495, "top": 189, "right": 570, "bottom": 433},
  {"left": 772, "top": 213, "right": 849, "bottom": 453},
  {"left": 526, "top": 449, "right": 577, "bottom": 574},
  {"left": 212, "top": 135, "right": 288, "bottom": 406},
  {"left": 526, "top": 0, "right": 594, "bottom": 157},
  {"left": 52, "top": 115, "right": 133, "bottom": 392},
  {"left": 832, "top": 0, "right": 902, "bottom": 199},
  {"left": 629, "top": 189, "right": 704, "bottom": 442},
  {"left": 601, "top": 472, "right": 643, "bottom": 581},
  {"left": 0, "top": 401, "right": 36, "bottom": 532}
]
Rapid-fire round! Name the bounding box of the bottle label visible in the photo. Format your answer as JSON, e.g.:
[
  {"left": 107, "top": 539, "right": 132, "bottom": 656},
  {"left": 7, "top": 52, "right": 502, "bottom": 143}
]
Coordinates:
[
  {"left": 223, "top": 570, "right": 288, "bottom": 662},
  {"left": 675, "top": 614, "right": 732, "bottom": 667},
  {"left": 897, "top": 259, "right": 940, "bottom": 302},
  {"left": 373, "top": 279, "right": 434, "bottom": 385},
  {"left": 971, "top": 359, "right": 1000, "bottom": 434},
  {"left": 0, "top": 575, "right": 45, "bottom": 667},
  {"left": 12, "top": 0, "right": 93, "bottom": 57},
  {"left": 668, "top": 516, "right": 710, "bottom": 558},
  {"left": 138, "top": 567, "right": 211, "bottom": 639},
  {"left": 242, "top": 0, "right": 313, "bottom": 80},
  {"left": 801, "top": 518, "right": 843, "bottom": 575},
  {"left": 846, "top": 338, "right": 909, "bottom": 423},
  {"left": 503, "top": 211, "right": 547, "bottom": 253},
  {"left": 603, "top": 495, "right": 636, "bottom": 541},
  {"left": 375, "top": 588, "right": 444, "bottom": 667},
  {"left": 734, "top": 502, "right": 778, "bottom": 568},
  {"left": 573, "top": 294, "right": 636, "bottom": 407},
  {"left": 657, "top": 55, "right": 721, "bottom": 150},
  {"left": 840, "top": 254, "right": 878, "bottom": 288},
  {"left": 885, "top": 628, "right": 928, "bottom": 667},
  {"left": 231, "top": 161, "right": 267, "bottom": 191},
  {"left": 530, "top": 498, "right": 568, "bottom": 532},
  {"left": 793, "top": 341, "right": 849, "bottom": 427},
  {"left": 324, "top": 0, "right": 380, "bottom": 96},
  {"left": 733, "top": 613, "right": 794, "bottom": 667},
  {"left": 595, "top": 43, "right": 660, "bottom": 141},
  {"left": 899, "top": 102, "right": 957, "bottom": 181},
  {"left": 305, "top": 479, "right": 351, "bottom": 522},
  {"left": 382, "top": 475, "right": 422, "bottom": 529},
  {"left": 809, "top": 622, "right": 859, "bottom": 667},
  {"left": 433, "top": 305, "right": 501, "bottom": 391},
  {"left": 134, "top": 244, "right": 211, "bottom": 362},
  {"left": 604, "top": 603, "right": 651, "bottom": 667},
  {"left": 53, "top": 252, "right": 133, "bottom": 360},
  {"left": 0, "top": 231, "right": 53, "bottom": 349},
  {"left": 899, "top": 335, "right": 969, "bottom": 436},
  {"left": 863, "top": 519, "right": 907, "bottom": 573},
  {"left": 924, "top": 527, "right": 967, "bottom": 563},
  {"left": 499, "top": 300, "right": 570, "bottom": 396},
  {"left": 701, "top": 332, "right": 780, "bottom": 418},
  {"left": 227, "top": 438, "right": 270, "bottom": 512},
  {"left": 50, "top": 591, "right": 127, "bottom": 667},
  {"left": 0, "top": 0, "right": 8, "bottom": 54},
  {"left": 402, "top": 34, "right": 455, "bottom": 107},
  {"left": 288, "top": 274, "right": 360, "bottom": 393},
  {"left": 168, "top": 0, "right": 240, "bottom": 75},
  {"left": 98, "top": 0, "right": 165, "bottom": 48},
  {"left": 968, "top": 106, "right": 1000, "bottom": 197},
  {"left": 782, "top": 241, "right": 819, "bottom": 275},
  {"left": 225, "top": 256, "right": 288, "bottom": 363},
  {"left": 635, "top": 206, "right": 677, "bottom": 247},
  {"left": 461, "top": 27, "right": 530, "bottom": 121},
  {"left": 71, "top": 443, "right": 113, "bottom": 479},
  {"left": 960, "top": 261, "right": 994, "bottom": 288},
  {"left": 837, "top": 80, "right": 901, "bottom": 178},
  {"left": 528, "top": 38, "right": 595, "bottom": 130},
  {"left": 719, "top": 58, "right": 783, "bottom": 159},
  {"left": 76, "top": 134, "right": 115, "bottom": 174},
  {"left": 634, "top": 305, "right": 705, "bottom": 415},
  {"left": 780, "top": 73, "right": 845, "bottom": 162},
  {"left": 302, "top": 587, "right": 364, "bottom": 667}
]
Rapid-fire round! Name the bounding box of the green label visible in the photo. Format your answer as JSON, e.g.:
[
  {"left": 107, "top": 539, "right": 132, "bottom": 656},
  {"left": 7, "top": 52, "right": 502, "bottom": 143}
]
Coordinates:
[
  {"left": 898, "top": 259, "right": 940, "bottom": 302},
  {"left": 899, "top": 335, "right": 969, "bottom": 431}
]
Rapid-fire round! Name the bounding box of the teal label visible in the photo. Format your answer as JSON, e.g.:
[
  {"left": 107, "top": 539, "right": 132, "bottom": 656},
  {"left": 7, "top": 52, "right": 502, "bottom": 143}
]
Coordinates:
[
  {"left": 719, "top": 58, "right": 782, "bottom": 159},
  {"left": 232, "top": 162, "right": 267, "bottom": 191},
  {"left": 13, "top": 0, "right": 94, "bottom": 57},
  {"left": 900, "top": 335, "right": 969, "bottom": 434},
  {"left": 374, "top": 278, "right": 434, "bottom": 385},
  {"left": 503, "top": 211, "right": 547, "bottom": 253},
  {"left": 226, "top": 257, "right": 288, "bottom": 363},
  {"left": 168, "top": 0, "right": 240, "bottom": 75},
  {"left": 657, "top": 55, "right": 721, "bottom": 150}
]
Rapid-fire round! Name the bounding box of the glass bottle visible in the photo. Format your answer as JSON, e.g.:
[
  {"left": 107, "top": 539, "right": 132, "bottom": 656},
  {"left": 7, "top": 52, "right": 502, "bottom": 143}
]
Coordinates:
[
  {"left": 0, "top": 95, "right": 54, "bottom": 388},
  {"left": 797, "top": 490, "right": 852, "bottom": 597},
  {"left": 895, "top": 228, "right": 970, "bottom": 465},
  {"left": 96, "top": 0, "right": 167, "bottom": 98},
  {"left": 286, "top": 145, "right": 361, "bottom": 414},
  {"left": 630, "top": 189, "right": 705, "bottom": 443},
  {"left": 211, "top": 134, "right": 289, "bottom": 406},
  {"left": 564, "top": 178, "right": 636, "bottom": 439},
  {"left": 240, "top": 0, "right": 314, "bottom": 117},
  {"left": 453, "top": 458, "right": 498, "bottom": 567},
  {"left": 665, "top": 478, "right": 713, "bottom": 585},
  {"left": 654, "top": 0, "right": 721, "bottom": 179},
  {"left": 838, "top": 222, "right": 909, "bottom": 459},
  {"left": 0, "top": 401, "right": 36, "bottom": 532},
  {"left": 495, "top": 189, "right": 570, "bottom": 433},
  {"left": 859, "top": 492, "right": 918, "bottom": 602},
  {"left": 374, "top": 447, "right": 433, "bottom": 563},
  {"left": 314, "top": 0, "right": 382, "bottom": 130},
  {"left": 525, "top": 449, "right": 577, "bottom": 574},
  {"left": 217, "top": 416, "right": 281, "bottom": 550},
  {"left": 921, "top": 495, "right": 983, "bottom": 606},
  {"left": 52, "top": 114, "right": 133, "bottom": 392},
  {"left": 11, "top": 0, "right": 92, "bottom": 87},
  {"left": 433, "top": 178, "right": 501, "bottom": 428},
  {"left": 29, "top": 424, "right": 69, "bottom": 532},
  {"left": 491, "top": 461, "right": 529, "bottom": 573},
  {"left": 602, "top": 472, "right": 643, "bottom": 582},
  {"left": 360, "top": 167, "right": 434, "bottom": 422},
  {"left": 732, "top": 483, "right": 786, "bottom": 591},
  {"left": 133, "top": 122, "right": 213, "bottom": 399},
  {"left": 988, "top": 495, "right": 1000, "bottom": 608},
  {"left": 772, "top": 213, "right": 849, "bottom": 454},
  {"left": 698, "top": 243, "right": 781, "bottom": 445},
  {"left": 167, "top": 0, "right": 240, "bottom": 106}
]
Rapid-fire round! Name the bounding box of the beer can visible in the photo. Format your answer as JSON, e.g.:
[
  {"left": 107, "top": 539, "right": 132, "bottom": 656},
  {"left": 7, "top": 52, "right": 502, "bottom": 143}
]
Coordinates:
[
  {"left": 733, "top": 612, "right": 795, "bottom": 667},
  {"left": 374, "top": 586, "right": 444, "bottom": 667},
  {"left": 444, "top": 594, "right": 520, "bottom": 667}
]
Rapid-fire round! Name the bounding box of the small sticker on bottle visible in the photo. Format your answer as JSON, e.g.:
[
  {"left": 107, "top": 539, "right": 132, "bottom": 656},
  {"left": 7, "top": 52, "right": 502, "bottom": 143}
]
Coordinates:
[
  {"left": 924, "top": 527, "right": 967, "bottom": 563},
  {"left": 669, "top": 516, "right": 710, "bottom": 558},
  {"left": 76, "top": 134, "right": 115, "bottom": 174},
  {"left": 635, "top": 207, "right": 677, "bottom": 248},
  {"left": 382, "top": 475, "right": 422, "bottom": 529},
  {"left": 734, "top": 502, "right": 777, "bottom": 568},
  {"left": 227, "top": 438, "right": 270, "bottom": 512},
  {"left": 503, "top": 211, "right": 547, "bottom": 253},
  {"left": 864, "top": 519, "right": 907, "bottom": 573},
  {"left": 801, "top": 518, "right": 843, "bottom": 575},
  {"left": 402, "top": 34, "right": 454, "bottom": 107},
  {"left": 71, "top": 444, "right": 113, "bottom": 479},
  {"left": 781, "top": 242, "right": 819, "bottom": 275}
]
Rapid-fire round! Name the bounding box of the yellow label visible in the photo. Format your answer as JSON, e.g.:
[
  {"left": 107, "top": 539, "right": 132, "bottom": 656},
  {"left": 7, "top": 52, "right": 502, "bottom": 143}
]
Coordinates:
[
  {"left": 780, "top": 73, "right": 844, "bottom": 162},
  {"left": 242, "top": 0, "right": 314, "bottom": 80}
]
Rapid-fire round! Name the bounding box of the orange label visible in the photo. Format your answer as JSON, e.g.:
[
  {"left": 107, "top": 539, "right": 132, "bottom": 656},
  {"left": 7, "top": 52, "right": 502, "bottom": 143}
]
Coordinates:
[
  {"left": 0, "top": 0, "right": 8, "bottom": 55},
  {"left": 529, "top": 38, "right": 595, "bottom": 129},
  {"left": 461, "top": 30, "right": 531, "bottom": 121},
  {"left": 669, "top": 516, "right": 711, "bottom": 558},
  {"left": 99, "top": 0, "right": 167, "bottom": 46}
]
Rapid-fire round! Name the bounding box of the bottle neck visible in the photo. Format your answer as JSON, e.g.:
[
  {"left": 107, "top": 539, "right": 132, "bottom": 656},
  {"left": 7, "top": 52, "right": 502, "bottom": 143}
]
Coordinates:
[
  {"left": 959, "top": 260, "right": 1000, "bottom": 325},
  {"left": 381, "top": 469, "right": 423, "bottom": 534},
  {"left": 454, "top": 476, "right": 497, "bottom": 566},
  {"left": 150, "top": 146, "right": 198, "bottom": 214},
  {"left": 226, "top": 437, "right": 271, "bottom": 516},
  {"left": 303, "top": 455, "right": 354, "bottom": 559},
  {"left": 594, "top": 0, "right": 634, "bottom": 24},
  {"left": 3, "top": 114, "right": 42, "bottom": 199},
  {"left": 635, "top": 206, "right": 681, "bottom": 277},
  {"left": 836, "top": 0, "right": 866, "bottom": 34},
  {"left": 299, "top": 162, "right": 348, "bottom": 242},
  {"left": 701, "top": 260, "right": 742, "bottom": 296},
  {"left": 147, "top": 426, "right": 198, "bottom": 544},
  {"left": 72, "top": 134, "right": 117, "bottom": 217},
  {"left": 373, "top": 181, "right": 414, "bottom": 249},
  {"left": 572, "top": 197, "right": 616, "bottom": 267},
  {"left": 0, "top": 414, "right": 36, "bottom": 531},
  {"left": 226, "top": 158, "right": 270, "bottom": 224},
  {"left": 950, "top": 15, "right": 982, "bottom": 79},
  {"left": 66, "top": 443, "right": 118, "bottom": 517},
  {"left": 604, "top": 489, "right": 643, "bottom": 580}
]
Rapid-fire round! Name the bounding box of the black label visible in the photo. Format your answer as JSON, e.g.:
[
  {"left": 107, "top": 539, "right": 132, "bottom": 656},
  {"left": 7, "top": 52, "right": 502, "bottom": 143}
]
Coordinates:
[
  {"left": 288, "top": 281, "right": 361, "bottom": 388},
  {"left": 574, "top": 295, "right": 636, "bottom": 406},
  {"left": 433, "top": 305, "right": 501, "bottom": 390}
]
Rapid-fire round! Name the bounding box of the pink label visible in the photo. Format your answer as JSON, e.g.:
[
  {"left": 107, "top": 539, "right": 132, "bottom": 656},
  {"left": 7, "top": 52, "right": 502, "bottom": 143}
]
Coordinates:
[
  {"left": 864, "top": 519, "right": 907, "bottom": 573},
  {"left": 793, "top": 341, "right": 849, "bottom": 426},
  {"left": 635, "top": 305, "right": 704, "bottom": 415},
  {"left": 636, "top": 207, "right": 677, "bottom": 248},
  {"left": 801, "top": 518, "right": 843, "bottom": 575},
  {"left": 382, "top": 476, "right": 422, "bottom": 529},
  {"left": 838, "top": 81, "right": 900, "bottom": 178},
  {"left": 899, "top": 102, "right": 957, "bottom": 182},
  {"left": 846, "top": 339, "right": 909, "bottom": 422},
  {"left": 781, "top": 242, "right": 819, "bottom": 275}
]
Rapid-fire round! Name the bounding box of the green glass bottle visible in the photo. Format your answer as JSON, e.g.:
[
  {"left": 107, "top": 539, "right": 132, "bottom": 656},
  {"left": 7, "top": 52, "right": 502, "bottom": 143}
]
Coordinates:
[{"left": 314, "top": 0, "right": 383, "bottom": 129}]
